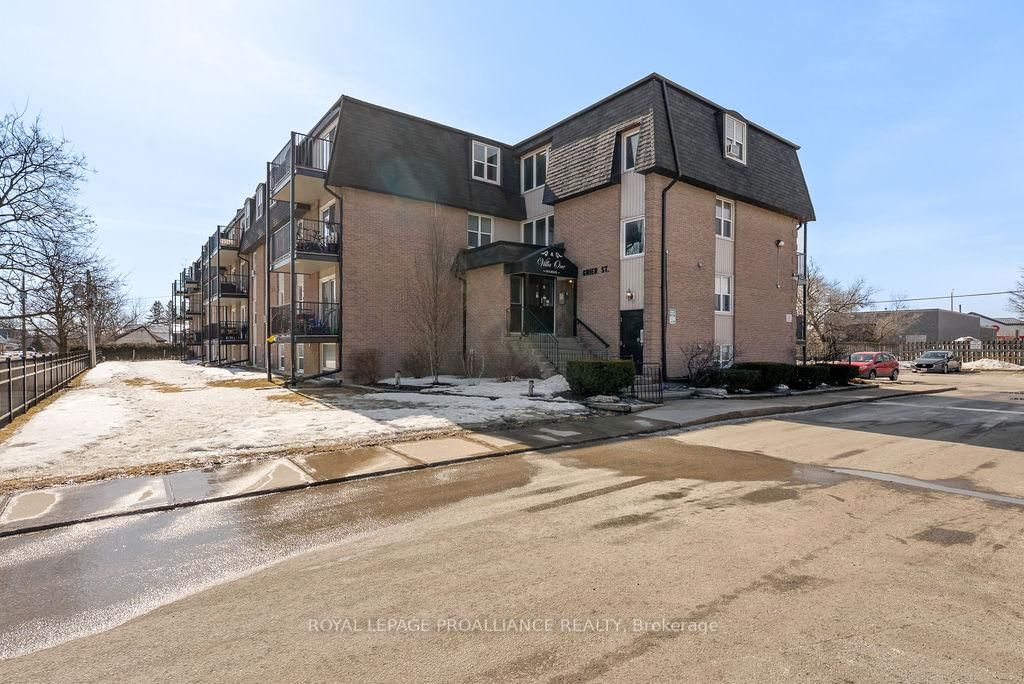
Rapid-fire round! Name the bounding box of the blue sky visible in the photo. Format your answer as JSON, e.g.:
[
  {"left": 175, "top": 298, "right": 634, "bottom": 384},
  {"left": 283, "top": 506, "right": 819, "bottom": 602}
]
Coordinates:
[{"left": 4, "top": 0, "right": 1022, "bottom": 316}]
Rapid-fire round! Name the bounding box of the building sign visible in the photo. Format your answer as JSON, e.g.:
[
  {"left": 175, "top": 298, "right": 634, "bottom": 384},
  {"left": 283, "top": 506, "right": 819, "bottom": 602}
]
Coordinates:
[
  {"left": 507, "top": 246, "right": 578, "bottom": 278},
  {"left": 669, "top": 309, "right": 677, "bottom": 325},
  {"left": 581, "top": 265, "right": 610, "bottom": 277}
]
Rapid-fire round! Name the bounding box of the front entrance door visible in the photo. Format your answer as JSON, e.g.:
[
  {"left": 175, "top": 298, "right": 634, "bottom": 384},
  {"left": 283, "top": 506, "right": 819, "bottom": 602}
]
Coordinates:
[
  {"left": 619, "top": 310, "right": 644, "bottom": 369},
  {"left": 524, "top": 276, "right": 554, "bottom": 334}
]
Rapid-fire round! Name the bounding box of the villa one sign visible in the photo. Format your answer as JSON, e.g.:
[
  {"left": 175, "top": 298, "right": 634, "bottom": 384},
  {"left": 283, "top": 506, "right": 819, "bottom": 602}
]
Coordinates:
[{"left": 519, "top": 247, "right": 577, "bottom": 278}]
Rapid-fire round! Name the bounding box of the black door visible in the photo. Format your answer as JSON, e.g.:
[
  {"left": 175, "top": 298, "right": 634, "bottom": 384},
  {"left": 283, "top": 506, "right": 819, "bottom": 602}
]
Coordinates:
[
  {"left": 619, "top": 310, "right": 643, "bottom": 369},
  {"left": 524, "top": 276, "right": 554, "bottom": 334}
]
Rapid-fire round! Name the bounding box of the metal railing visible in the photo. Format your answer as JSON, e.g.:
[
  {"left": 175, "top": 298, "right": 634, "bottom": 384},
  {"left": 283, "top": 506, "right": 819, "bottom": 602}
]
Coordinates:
[
  {"left": 206, "top": 321, "right": 249, "bottom": 342},
  {"left": 270, "top": 219, "right": 341, "bottom": 263},
  {"left": 575, "top": 317, "right": 611, "bottom": 349},
  {"left": 270, "top": 132, "right": 333, "bottom": 190},
  {"left": 506, "top": 307, "right": 610, "bottom": 374},
  {"left": 630, "top": 363, "right": 664, "bottom": 403},
  {"left": 1, "top": 352, "right": 90, "bottom": 427},
  {"left": 270, "top": 301, "right": 340, "bottom": 337},
  {"left": 204, "top": 273, "right": 249, "bottom": 298}
]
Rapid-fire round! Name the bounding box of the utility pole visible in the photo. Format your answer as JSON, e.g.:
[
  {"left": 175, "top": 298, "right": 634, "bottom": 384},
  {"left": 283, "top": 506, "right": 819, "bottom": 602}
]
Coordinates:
[
  {"left": 20, "top": 275, "right": 27, "bottom": 361},
  {"left": 85, "top": 269, "right": 97, "bottom": 368},
  {"left": 950, "top": 289, "right": 954, "bottom": 311}
]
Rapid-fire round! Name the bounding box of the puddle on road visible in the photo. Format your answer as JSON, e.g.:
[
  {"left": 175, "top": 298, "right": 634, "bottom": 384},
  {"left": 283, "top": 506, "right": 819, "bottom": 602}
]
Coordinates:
[
  {"left": 913, "top": 527, "right": 977, "bottom": 546},
  {"left": 827, "top": 467, "right": 1024, "bottom": 507},
  {"left": 1, "top": 490, "right": 59, "bottom": 523}
]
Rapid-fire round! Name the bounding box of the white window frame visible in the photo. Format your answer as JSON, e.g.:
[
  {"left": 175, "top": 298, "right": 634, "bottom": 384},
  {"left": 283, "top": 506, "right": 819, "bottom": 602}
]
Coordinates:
[
  {"left": 256, "top": 187, "right": 265, "bottom": 218},
  {"left": 622, "top": 130, "right": 640, "bottom": 172},
  {"left": 278, "top": 345, "right": 285, "bottom": 371},
  {"left": 321, "top": 342, "right": 338, "bottom": 371},
  {"left": 621, "top": 217, "right": 645, "bottom": 258},
  {"left": 472, "top": 141, "right": 500, "bottom": 184},
  {"left": 715, "top": 198, "right": 734, "bottom": 239},
  {"left": 468, "top": 213, "right": 493, "bottom": 248},
  {"left": 296, "top": 343, "right": 305, "bottom": 375},
  {"left": 520, "top": 147, "right": 549, "bottom": 193},
  {"left": 724, "top": 114, "right": 747, "bottom": 164},
  {"left": 715, "top": 274, "right": 734, "bottom": 313},
  {"left": 522, "top": 214, "right": 554, "bottom": 246},
  {"left": 714, "top": 344, "right": 734, "bottom": 367}
]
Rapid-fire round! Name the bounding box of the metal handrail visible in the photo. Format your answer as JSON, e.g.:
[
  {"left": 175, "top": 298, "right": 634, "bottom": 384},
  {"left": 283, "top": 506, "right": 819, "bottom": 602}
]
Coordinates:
[
  {"left": 575, "top": 317, "right": 610, "bottom": 348},
  {"left": 270, "top": 301, "right": 340, "bottom": 336},
  {"left": 269, "top": 132, "right": 334, "bottom": 189},
  {"left": 270, "top": 218, "right": 341, "bottom": 262}
]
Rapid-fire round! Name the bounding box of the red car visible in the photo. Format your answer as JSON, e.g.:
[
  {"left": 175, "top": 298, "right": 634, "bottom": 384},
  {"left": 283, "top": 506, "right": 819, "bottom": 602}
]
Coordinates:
[{"left": 846, "top": 352, "right": 900, "bottom": 381}]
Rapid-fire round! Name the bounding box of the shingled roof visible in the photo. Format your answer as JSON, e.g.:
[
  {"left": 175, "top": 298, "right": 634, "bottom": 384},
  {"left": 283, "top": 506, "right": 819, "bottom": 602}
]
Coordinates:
[
  {"left": 327, "top": 98, "right": 525, "bottom": 220},
  {"left": 322, "top": 73, "right": 813, "bottom": 223}
]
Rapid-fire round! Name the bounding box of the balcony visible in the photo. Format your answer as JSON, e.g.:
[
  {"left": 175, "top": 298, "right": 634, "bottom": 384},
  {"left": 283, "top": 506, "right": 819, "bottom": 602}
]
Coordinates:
[
  {"left": 203, "top": 273, "right": 249, "bottom": 300},
  {"left": 206, "top": 321, "right": 248, "bottom": 343},
  {"left": 795, "top": 252, "right": 807, "bottom": 281},
  {"left": 206, "top": 225, "right": 241, "bottom": 255},
  {"left": 270, "top": 301, "right": 339, "bottom": 339},
  {"left": 269, "top": 132, "right": 333, "bottom": 204},
  {"left": 270, "top": 218, "right": 340, "bottom": 271}
]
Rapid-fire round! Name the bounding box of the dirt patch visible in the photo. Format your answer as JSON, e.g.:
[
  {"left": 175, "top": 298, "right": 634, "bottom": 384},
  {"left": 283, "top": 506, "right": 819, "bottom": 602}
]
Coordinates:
[
  {"left": 741, "top": 486, "right": 800, "bottom": 504},
  {"left": 764, "top": 573, "right": 820, "bottom": 593},
  {"left": 653, "top": 489, "right": 691, "bottom": 501},
  {"left": 912, "top": 527, "right": 977, "bottom": 546}
]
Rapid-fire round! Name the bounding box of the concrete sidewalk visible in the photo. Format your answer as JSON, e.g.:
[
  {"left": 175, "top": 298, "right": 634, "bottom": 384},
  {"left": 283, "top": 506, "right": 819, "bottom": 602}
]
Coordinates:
[{"left": 0, "top": 383, "right": 952, "bottom": 537}]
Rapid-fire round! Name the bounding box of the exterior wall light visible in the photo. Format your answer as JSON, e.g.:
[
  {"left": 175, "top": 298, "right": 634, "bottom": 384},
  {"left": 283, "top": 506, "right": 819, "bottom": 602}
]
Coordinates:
[{"left": 625, "top": 288, "right": 635, "bottom": 301}]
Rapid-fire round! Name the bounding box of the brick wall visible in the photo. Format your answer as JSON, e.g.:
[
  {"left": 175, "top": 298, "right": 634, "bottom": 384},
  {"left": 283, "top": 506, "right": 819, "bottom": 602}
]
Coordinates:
[
  {"left": 464, "top": 264, "right": 507, "bottom": 373},
  {"left": 556, "top": 184, "right": 621, "bottom": 352},
  {"left": 732, "top": 202, "right": 798, "bottom": 363},
  {"left": 340, "top": 187, "right": 464, "bottom": 380}
]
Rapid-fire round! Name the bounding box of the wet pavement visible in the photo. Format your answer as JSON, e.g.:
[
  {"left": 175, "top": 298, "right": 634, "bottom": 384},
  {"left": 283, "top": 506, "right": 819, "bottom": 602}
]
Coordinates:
[
  {"left": 0, "top": 385, "right": 948, "bottom": 537},
  {"left": 2, "top": 393, "right": 1024, "bottom": 680}
]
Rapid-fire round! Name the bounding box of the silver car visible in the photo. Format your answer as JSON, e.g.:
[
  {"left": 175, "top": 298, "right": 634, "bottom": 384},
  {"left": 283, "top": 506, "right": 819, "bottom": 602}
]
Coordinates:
[{"left": 912, "top": 350, "right": 962, "bottom": 373}]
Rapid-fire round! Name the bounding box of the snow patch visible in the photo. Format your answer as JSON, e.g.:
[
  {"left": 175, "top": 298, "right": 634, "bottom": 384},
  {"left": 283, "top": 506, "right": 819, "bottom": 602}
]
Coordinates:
[{"left": 963, "top": 358, "right": 1024, "bottom": 371}]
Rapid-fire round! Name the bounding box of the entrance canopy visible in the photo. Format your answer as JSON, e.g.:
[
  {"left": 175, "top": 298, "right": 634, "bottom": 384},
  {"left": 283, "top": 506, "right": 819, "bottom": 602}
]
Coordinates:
[{"left": 456, "top": 240, "right": 577, "bottom": 279}]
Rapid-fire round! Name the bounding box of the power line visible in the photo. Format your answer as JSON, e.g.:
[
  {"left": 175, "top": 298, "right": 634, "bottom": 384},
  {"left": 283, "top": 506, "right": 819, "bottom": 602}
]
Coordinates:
[{"left": 866, "top": 290, "right": 1015, "bottom": 306}]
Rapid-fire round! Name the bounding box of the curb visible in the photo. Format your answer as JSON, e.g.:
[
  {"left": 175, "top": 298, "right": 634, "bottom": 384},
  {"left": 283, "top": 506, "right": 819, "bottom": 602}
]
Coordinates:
[{"left": 0, "top": 386, "right": 956, "bottom": 539}]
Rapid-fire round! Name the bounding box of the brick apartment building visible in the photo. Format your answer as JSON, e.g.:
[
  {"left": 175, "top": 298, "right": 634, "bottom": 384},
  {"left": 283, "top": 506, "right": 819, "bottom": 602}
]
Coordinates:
[{"left": 171, "top": 73, "right": 814, "bottom": 382}]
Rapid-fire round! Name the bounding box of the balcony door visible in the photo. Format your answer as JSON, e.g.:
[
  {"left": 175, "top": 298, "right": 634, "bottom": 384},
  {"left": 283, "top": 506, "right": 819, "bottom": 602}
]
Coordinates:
[{"left": 320, "top": 275, "right": 338, "bottom": 337}]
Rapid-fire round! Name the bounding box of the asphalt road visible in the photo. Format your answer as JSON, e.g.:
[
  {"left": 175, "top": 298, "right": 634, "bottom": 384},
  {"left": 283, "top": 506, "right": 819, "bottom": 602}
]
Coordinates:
[{"left": 1, "top": 372, "right": 1023, "bottom": 681}]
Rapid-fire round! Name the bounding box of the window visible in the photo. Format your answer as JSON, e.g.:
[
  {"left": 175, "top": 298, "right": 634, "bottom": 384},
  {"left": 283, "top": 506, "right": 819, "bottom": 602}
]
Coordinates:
[
  {"left": 472, "top": 141, "right": 500, "bottom": 183},
  {"left": 715, "top": 275, "right": 733, "bottom": 313},
  {"left": 715, "top": 198, "right": 734, "bottom": 238},
  {"left": 522, "top": 215, "right": 554, "bottom": 245},
  {"left": 724, "top": 114, "right": 746, "bottom": 163},
  {"left": 521, "top": 148, "right": 548, "bottom": 192},
  {"left": 714, "top": 344, "right": 734, "bottom": 367},
  {"left": 468, "top": 213, "right": 493, "bottom": 247},
  {"left": 256, "top": 189, "right": 264, "bottom": 218},
  {"left": 622, "top": 218, "right": 645, "bottom": 257},
  {"left": 296, "top": 343, "right": 305, "bottom": 374},
  {"left": 278, "top": 346, "right": 285, "bottom": 371},
  {"left": 623, "top": 131, "right": 639, "bottom": 171}
]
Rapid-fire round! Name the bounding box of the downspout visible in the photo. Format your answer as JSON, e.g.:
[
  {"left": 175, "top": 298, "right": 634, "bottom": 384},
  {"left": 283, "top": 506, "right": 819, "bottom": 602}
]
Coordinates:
[
  {"left": 801, "top": 220, "right": 808, "bottom": 364},
  {"left": 324, "top": 181, "right": 344, "bottom": 379},
  {"left": 659, "top": 77, "right": 682, "bottom": 380},
  {"left": 265, "top": 163, "right": 272, "bottom": 382},
  {"left": 288, "top": 133, "right": 297, "bottom": 386}
]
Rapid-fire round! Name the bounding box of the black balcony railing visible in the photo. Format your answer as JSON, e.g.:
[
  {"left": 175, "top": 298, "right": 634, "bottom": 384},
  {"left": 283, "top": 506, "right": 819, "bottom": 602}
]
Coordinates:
[
  {"left": 204, "top": 274, "right": 249, "bottom": 299},
  {"left": 270, "top": 301, "right": 339, "bottom": 337},
  {"left": 270, "top": 219, "right": 341, "bottom": 263},
  {"left": 206, "top": 225, "right": 241, "bottom": 254},
  {"left": 270, "top": 132, "right": 333, "bottom": 190},
  {"left": 206, "top": 321, "right": 248, "bottom": 342}
]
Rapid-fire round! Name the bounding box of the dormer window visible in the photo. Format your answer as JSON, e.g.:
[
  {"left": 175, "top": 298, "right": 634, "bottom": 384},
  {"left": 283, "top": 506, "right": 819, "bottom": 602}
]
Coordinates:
[
  {"left": 472, "top": 141, "right": 500, "bottom": 184},
  {"left": 724, "top": 114, "right": 746, "bottom": 164},
  {"left": 623, "top": 130, "right": 639, "bottom": 172},
  {"left": 256, "top": 188, "right": 265, "bottom": 218}
]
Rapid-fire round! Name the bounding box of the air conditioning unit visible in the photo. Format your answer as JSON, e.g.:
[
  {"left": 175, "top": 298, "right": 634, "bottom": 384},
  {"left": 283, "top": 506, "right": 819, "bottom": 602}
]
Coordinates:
[{"left": 727, "top": 143, "right": 741, "bottom": 157}]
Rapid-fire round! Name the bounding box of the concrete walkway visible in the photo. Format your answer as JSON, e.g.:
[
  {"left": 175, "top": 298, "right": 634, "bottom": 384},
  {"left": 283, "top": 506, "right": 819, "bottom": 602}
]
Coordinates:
[{"left": 0, "top": 383, "right": 952, "bottom": 537}]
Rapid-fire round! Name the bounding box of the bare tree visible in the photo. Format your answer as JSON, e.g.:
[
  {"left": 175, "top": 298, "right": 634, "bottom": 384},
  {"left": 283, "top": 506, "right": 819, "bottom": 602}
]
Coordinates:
[
  {"left": 406, "top": 204, "right": 460, "bottom": 384},
  {"left": 866, "top": 293, "right": 922, "bottom": 345},
  {"left": 805, "top": 260, "right": 877, "bottom": 360},
  {"left": 0, "top": 109, "right": 91, "bottom": 311},
  {"left": 680, "top": 341, "right": 736, "bottom": 386},
  {"left": 1011, "top": 267, "right": 1024, "bottom": 318}
]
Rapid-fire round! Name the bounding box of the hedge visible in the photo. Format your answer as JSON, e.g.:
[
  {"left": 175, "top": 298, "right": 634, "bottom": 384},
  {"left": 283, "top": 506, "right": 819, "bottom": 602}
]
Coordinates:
[
  {"left": 719, "top": 369, "right": 761, "bottom": 392},
  {"left": 731, "top": 362, "right": 795, "bottom": 390},
  {"left": 565, "top": 359, "right": 636, "bottom": 397},
  {"left": 815, "top": 363, "right": 860, "bottom": 386},
  {"left": 792, "top": 364, "right": 830, "bottom": 390}
]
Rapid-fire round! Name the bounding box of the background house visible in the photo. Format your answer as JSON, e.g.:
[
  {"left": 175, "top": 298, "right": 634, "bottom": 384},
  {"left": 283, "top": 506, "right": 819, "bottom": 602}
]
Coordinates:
[{"left": 109, "top": 325, "right": 169, "bottom": 345}]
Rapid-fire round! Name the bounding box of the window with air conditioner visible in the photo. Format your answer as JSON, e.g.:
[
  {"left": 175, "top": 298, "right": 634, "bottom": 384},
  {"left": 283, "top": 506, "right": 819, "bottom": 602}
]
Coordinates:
[
  {"left": 468, "top": 213, "right": 493, "bottom": 247},
  {"left": 724, "top": 115, "right": 746, "bottom": 164},
  {"left": 715, "top": 275, "right": 733, "bottom": 313},
  {"left": 715, "top": 198, "right": 734, "bottom": 238},
  {"left": 472, "top": 141, "right": 500, "bottom": 183},
  {"left": 521, "top": 148, "right": 548, "bottom": 192}
]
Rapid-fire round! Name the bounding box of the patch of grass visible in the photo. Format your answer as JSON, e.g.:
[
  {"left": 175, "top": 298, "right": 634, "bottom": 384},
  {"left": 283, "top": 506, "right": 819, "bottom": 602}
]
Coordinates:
[
  {"left": 0, "top": 373, "right": 88, "bottom": 447},
  {"left": 123, "top": 377, "right": 190, "bottom": 393},
  {"left": 267, "top": 392, "right": 314, "bottom": 405},
  {"left": 206, "top": 377, "right": 281, "bottom": 389}
]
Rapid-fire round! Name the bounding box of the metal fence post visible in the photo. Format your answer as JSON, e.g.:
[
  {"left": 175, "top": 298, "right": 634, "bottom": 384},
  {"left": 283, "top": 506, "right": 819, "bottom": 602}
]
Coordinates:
[{"left": 4, "top": 357, "right": 10, "bottom": 426}]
